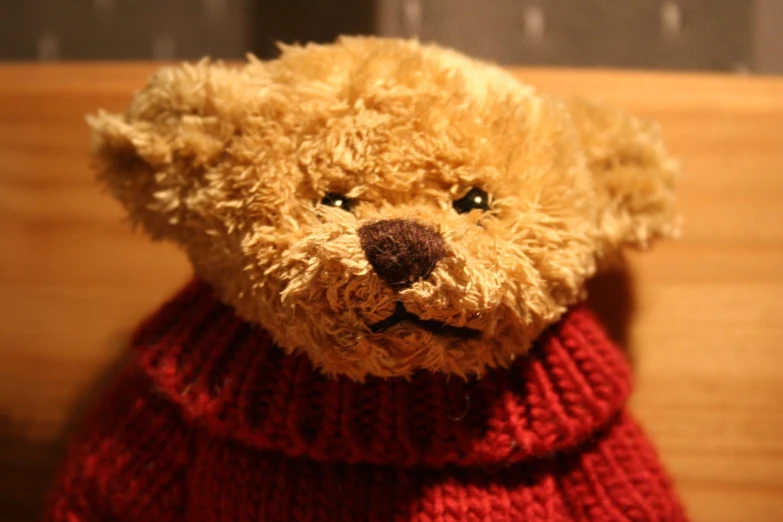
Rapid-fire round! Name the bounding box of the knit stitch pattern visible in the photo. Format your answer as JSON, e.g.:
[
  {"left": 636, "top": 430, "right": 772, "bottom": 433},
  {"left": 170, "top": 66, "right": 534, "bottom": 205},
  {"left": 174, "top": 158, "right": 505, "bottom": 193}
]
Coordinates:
[{"left": 44, "top": 280, "right": 687, "bottom": 521}]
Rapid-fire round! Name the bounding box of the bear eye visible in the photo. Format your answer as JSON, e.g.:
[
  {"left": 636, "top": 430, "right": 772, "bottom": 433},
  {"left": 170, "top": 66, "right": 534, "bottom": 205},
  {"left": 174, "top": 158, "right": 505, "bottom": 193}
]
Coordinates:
[
  {"left": 453, "top": 187, "right": 490, "bottom": 214},
  {"left": 320, "top": 192, "right": 355, "bottom": 212}
]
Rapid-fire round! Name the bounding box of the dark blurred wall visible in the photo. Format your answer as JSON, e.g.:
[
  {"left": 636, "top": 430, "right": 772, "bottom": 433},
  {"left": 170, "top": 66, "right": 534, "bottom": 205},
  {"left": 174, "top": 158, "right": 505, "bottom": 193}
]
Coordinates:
[
  {"left": 1, "top": 0, "right": 253, "bottom": 60},
  {"left": 379, "top": 0, "right": 782, "bottom": 73},
  {"left": 0, "top": 0, "right": 781, "bottom": 73}
]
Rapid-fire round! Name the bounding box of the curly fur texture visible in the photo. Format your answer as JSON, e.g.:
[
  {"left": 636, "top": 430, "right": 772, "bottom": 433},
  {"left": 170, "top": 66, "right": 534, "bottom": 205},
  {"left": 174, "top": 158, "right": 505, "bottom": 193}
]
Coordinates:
[{"left": 88, "top": 37, "right": 678, "bottom": 380}]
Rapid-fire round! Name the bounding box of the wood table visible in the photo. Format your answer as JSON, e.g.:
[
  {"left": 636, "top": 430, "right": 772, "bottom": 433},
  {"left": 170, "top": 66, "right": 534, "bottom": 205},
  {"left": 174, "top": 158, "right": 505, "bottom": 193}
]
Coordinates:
[{"left": 1, "top": 64, "right": 782, "bottom": 522}]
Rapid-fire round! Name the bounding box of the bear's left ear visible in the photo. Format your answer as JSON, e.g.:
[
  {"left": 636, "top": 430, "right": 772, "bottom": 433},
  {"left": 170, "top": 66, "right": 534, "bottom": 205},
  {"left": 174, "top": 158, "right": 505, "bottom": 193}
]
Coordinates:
[
  {"left": 565, "top": 97, "right": 680, "bottom": 263},
  {"left": 87, "top": 61, "right": 250, "bottom": 241}
]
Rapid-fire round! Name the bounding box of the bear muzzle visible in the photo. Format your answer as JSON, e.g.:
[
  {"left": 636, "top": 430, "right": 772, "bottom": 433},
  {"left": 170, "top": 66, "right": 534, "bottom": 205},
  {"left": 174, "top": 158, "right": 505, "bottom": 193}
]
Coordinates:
[{"left": 358, "top": 219, "right": 446, "bottom": 290}]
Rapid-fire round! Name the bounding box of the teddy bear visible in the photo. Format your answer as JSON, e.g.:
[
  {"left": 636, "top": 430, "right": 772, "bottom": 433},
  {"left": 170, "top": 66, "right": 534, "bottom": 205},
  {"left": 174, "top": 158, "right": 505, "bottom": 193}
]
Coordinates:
[{"left": 45, "top": 37, "right": 686, "bottom": 521}]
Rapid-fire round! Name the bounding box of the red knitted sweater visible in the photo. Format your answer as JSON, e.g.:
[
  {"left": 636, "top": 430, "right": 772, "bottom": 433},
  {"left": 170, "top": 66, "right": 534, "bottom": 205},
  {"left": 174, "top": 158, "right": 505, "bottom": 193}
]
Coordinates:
[{"left": 45, "top": 280, "right": 686, "bottom": 521}]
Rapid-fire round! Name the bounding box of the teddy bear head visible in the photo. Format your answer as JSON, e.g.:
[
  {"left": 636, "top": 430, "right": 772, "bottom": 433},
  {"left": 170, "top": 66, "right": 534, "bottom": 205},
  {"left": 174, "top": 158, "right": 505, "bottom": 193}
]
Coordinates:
[{"left": 89, "top": 37, "right": 678, "bottom": 380}]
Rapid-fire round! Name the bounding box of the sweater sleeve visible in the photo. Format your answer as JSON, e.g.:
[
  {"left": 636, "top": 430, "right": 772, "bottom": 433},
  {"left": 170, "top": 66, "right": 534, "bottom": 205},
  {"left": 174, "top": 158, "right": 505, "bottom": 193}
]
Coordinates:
[{"left": 44, "top": 367, "right": 193, "bottom": 522}]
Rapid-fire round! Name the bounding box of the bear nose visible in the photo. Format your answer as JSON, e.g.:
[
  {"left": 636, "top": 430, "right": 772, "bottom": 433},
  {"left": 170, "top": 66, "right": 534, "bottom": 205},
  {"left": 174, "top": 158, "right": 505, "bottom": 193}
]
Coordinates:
[{"left": 358, "top": 219, "right": 446, "bottom": 290}]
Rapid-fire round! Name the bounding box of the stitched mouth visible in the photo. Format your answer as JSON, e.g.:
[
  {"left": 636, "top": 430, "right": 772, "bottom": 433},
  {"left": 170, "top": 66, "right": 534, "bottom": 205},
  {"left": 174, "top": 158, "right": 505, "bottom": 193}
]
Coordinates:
[{"left": 369, "top": 302, "right": 481, "bottom": 339}]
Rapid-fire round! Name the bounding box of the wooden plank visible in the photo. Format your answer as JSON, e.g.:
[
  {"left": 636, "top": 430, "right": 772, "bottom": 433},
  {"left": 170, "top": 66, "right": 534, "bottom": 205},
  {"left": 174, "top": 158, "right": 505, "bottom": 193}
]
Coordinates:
[{"left": 0, "top": 63, "right": 781, "bottom": 521}]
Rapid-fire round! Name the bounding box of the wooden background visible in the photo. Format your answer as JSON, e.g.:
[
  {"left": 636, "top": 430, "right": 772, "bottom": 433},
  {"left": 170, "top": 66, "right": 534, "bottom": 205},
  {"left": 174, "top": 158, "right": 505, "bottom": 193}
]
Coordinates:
[{"left": 0, "top": 64, "right": 782, "bottom": 522}]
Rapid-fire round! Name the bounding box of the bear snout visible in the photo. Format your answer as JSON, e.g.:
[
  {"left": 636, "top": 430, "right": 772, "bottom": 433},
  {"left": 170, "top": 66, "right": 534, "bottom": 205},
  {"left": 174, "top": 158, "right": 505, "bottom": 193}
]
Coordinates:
[{"left": 358, "top": 219, "right": 446, "bottom": 290}]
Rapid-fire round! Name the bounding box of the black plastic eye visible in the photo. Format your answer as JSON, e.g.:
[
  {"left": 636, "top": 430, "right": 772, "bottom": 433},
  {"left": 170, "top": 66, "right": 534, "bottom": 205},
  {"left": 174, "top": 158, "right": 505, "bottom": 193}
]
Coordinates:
[
  {"left": 452, "top": 187, "right": 490, "bottom": 214},
  {"left": 320, "top": 192, "right": 355, "bottom": 212}
]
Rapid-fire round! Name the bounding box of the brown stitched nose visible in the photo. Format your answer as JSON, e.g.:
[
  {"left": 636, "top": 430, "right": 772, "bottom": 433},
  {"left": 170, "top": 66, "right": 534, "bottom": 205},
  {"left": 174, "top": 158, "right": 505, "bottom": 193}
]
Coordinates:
[{"left": 358, "top": 219, "right": 446, "bottom": 290}]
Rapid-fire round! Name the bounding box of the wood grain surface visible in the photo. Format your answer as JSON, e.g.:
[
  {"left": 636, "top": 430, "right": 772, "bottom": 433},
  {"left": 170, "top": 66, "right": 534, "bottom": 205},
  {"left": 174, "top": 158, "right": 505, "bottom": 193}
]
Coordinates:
[{"left": 1, "top": 63, "right": 782, "bottom": 522}]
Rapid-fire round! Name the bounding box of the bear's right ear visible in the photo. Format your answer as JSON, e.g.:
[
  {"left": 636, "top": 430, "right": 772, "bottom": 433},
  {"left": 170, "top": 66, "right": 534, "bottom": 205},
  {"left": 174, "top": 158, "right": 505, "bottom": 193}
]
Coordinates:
[
  {"left": 564, "top": 97, "right": 680, "bottom": 266},
  {"left": 87, "top": 61, "right": 252, "bottom": 240}
]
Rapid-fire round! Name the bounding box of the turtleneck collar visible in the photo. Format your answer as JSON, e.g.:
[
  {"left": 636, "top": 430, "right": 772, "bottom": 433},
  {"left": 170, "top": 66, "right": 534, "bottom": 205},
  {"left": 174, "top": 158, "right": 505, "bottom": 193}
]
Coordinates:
[{"left": 132, "top": 279, "right": 631, "bottom": 468}]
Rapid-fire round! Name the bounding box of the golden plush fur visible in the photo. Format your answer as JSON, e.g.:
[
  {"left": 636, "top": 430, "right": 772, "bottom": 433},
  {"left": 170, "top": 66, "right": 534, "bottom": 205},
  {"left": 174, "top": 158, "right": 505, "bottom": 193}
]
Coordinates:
[{"left": 89, "top": 37, "right": 678, "bottom": 380}]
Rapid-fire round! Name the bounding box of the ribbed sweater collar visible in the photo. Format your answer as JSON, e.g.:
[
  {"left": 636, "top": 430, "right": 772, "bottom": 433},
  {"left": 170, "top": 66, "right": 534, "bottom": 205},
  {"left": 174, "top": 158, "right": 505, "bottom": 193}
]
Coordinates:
[{"left": 133, "top": 279, "right": 631, "bottom": 468}]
